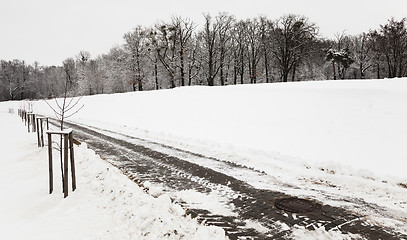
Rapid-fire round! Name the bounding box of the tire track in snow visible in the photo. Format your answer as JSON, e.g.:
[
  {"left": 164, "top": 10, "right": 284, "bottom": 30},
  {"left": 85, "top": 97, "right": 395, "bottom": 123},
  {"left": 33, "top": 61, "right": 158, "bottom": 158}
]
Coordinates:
[{"left": 50, "top": 119, "right": 407, "bottom": 240}]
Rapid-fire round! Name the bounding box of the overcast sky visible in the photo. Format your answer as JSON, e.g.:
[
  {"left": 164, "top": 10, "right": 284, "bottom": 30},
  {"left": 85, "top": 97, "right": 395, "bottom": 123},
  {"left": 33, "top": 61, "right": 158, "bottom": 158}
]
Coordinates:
[{"left": 1, "top": 0, "right": 405, "bottom": 66}]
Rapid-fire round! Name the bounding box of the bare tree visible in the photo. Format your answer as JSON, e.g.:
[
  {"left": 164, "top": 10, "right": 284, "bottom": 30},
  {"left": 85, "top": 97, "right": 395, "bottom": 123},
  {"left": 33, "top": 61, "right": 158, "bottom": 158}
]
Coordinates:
[
  {"left": 171, "top": 16, "right": 196, "bottom": 86},
  {"left": 145, "top": 29, "right": 161, "bottom": 90},
  {"left": 187, "top": 36, "right": 202, "bottom": 86},
  {"left": 45, "top": 67, "right": 84, "bottom": 193},
  {"left": 351, "top": 33, "right": 373, "bottom": 79},
  {"left": 377, "top": 18, "right": 407, "bottom": 78},
  {"left": 231, "top": 20, "right": 247, "bottom": 84},
  {"left": 148, "top": 24, "right": 178, "bottom": 88},
  {"left": 259, "top": 16, "right": 272, "bottom": 83},
  {"left": 123, "top": 26, "right": 147, "bottom": 91},
  {"left": 201, "top": 13, "right": 220, "bottom": 86},
  {"left": 245, "top": 18, "right": 262, "bottom": 84},
  {"left": 76, "top": 51, "right": 92, "bottom": 95},
  {"left": 62, "top": 58, "right": 77, "bottom": 93},
  {"left": 270, "top": 15, "right": 318, "bottom": 82},
  {"left": 216, "top": 13, "right": 234, "bottom": 85}
]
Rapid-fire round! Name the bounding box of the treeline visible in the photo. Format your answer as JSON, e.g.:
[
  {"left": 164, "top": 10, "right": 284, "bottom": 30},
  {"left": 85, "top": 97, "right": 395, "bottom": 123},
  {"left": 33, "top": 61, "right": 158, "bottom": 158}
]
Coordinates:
[{"left": 1, "top": 14, "right": 406, "bottom": 101}]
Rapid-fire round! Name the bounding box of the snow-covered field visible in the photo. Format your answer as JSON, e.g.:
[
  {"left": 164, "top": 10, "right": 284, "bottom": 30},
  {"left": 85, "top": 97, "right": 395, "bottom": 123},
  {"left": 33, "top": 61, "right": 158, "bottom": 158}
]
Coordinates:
[{"left": 1, "top": 78, "right": 407, "bottom": 238}]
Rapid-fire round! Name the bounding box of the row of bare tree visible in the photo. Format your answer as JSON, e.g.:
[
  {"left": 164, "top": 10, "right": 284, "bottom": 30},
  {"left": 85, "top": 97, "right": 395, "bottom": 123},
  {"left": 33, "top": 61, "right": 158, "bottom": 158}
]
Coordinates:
[{"left": 1, "top": 14, "right": 406, "bottom": 101}]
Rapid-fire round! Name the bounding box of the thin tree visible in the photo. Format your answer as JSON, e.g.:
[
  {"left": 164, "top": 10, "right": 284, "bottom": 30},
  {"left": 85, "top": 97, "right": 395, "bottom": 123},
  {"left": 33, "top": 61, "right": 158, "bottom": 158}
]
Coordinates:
[{"left": 44, "top": 69, "right": 84, "bottom": 192}]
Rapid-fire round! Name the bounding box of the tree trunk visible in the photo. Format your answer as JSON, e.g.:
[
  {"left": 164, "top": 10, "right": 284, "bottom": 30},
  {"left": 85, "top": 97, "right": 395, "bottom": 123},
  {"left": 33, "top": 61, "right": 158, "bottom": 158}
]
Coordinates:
[
  {"left": 291, "top": 63, "right": 296, "bottom": 82},
  {"left": 360, "top": 63, "right": 364, "bottom": 79},
  {"left": 282, "top": 71, "right": 289, "bottom": 82},
  {"left": 251, "top": 59, "right": 257, "bottom": 84},
  {"left": 169, "top": 76, "right": 176, "bottom": 88},
  {"left": 220, "top": 49, "right": 225, "bottom": 86},
  {"left": 154, "top": 61, "right": 159, "bottom": 90},
  {"left": 233, "top": 64, "right": 237, "bottom": 85},
  {"left": 188, "top": 65, "right": 192, "bottom": 86},
  {"left": 207, "top": 51, "right": 214, "bottom": 86},
  {"left": 136, "top": 50, "right": 143, "bottom": 91},
  {"left": 225, "top": 64, "right": 230, "bottom": 85},
  {"left": 240, "top": 65, "right": 244, "bottom": 84},
  {"left": 386, "top": 55, "right": 393, "bottom": 78},
  {"left": 248, "top": 63, "right": 253, "bottom": 84},
  {"left": 264, "top": 51, "right": 269, "bottom": 83},
  {"left": 180, "top": 48, "right": 185, "bottom": 86},
  {"left": 398, "top": 60, "right": 403, "bottom": 78},
  {"left": 138, "top": 81, "right": 142, "bottom": 91},
  {"left": 240, "top": 49, "right": 244, "bottom": 84},
  {"left": 220, "top": 63, "right": 224, "bottom": 86}
]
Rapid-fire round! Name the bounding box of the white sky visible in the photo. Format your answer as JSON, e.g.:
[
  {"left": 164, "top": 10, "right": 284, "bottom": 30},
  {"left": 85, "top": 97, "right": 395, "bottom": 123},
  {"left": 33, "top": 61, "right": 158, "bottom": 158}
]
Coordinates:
[{"left": 0, "top": 0, "right": 405, "bottom": 66}]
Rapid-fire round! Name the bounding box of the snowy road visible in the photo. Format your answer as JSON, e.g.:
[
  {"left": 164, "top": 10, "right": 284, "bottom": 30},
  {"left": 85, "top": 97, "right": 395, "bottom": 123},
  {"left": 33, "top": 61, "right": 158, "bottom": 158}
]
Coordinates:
[{"left": 49, "top": 119, "right": 406, "bottom": 240}]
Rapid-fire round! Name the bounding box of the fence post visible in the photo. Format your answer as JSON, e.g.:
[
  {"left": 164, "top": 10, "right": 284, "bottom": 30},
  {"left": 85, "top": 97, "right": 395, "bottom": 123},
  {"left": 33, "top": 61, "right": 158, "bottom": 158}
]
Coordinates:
[
  {"left": 46, "top": 129, "right": 75, "bottom": 198},
  {"left": 47, "top": 133, "right": 53, "bottom": 194},
  {"left": 40, "top": 119, "right": 44, "bottom": 147},
  {"left": 27, "top": 113, "right": 31, "bottom": 132},
  {"left": 69, "top": 132, "right": 76, "bottom": 191},
  {"left": 36, "top": 118, "right": 41, "bottom": 147},
  {"left": 22, "top": 110, "right": 26, "bottom": 123},
  {"left": 32, "top": 114, "right": 36, "bottom": 132},
  {"left": 63, "top": 134, "right": 69, "bottom": 198}
]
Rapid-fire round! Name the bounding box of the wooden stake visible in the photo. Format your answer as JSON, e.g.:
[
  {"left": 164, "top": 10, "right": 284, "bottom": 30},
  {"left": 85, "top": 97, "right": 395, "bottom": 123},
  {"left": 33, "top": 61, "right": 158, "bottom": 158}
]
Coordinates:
[
  {"left": 69, "top": 132, "right": 76, "bottom": 191},
  {"left": 27, "top": 114, "right": 30, "bottom": 132},
  {"left": 40, "top": 120, "right": 44, "bottom": 147},
  {"left": 32, "top": 114, "right": 36, "bottom": 132},
  {"left": 48, "top": 133, "right": 53, "bottom": 194},
  {"left": 36, "top": 118, "right": 41, "bottom": 147},
  {"left": 63, "top": 135, "right": 69, "bottom": 198}
]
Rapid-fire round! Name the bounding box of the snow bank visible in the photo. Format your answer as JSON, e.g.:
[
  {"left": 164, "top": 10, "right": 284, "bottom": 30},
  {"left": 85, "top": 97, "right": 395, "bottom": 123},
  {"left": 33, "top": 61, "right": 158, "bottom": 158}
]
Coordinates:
[{"left": 0, "top": 113, "right": 227, "bottom": 240}]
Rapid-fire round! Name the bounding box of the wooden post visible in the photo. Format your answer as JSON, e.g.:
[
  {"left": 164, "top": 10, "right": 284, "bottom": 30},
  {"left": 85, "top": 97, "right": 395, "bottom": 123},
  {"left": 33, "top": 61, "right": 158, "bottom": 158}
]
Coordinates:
[
  {"left": 36, "top": 118, "right": 41, "bottom": 147},
  {"left": 32, "top": 114, "right": 36, "bottom": 132},
  {"left": 27, "top": 113, "right": 31, "bottom": 132},
  {"left": 69, "top": 132, "right": 76, "bottom": 191},
  {"left": 63, "top": 134, "right": 69, "bottom": 198},
  {"left": 40, "top": 119, "right": 44, "bottom": 147},
  {"left": 27, "top": 113, "right": 36, "bottom": 132},
  {"left": 46, "top": 129, "right": 75, "bottom": 198},
  {"left": 36, "top": 117, "right": 47, "bottom": 147},
  {"left": 48, "top": 133, "right": 53, "bottom": 194}
]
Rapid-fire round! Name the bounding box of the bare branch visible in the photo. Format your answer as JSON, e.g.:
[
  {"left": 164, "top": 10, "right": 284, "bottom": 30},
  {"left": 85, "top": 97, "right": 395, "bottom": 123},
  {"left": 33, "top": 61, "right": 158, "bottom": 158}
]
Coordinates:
[
  {"left": 64, "top": 104, "right": 85, "bottom": 119},
  {"left": 65, "top": 96, "right": 83, "bottom": 113}
]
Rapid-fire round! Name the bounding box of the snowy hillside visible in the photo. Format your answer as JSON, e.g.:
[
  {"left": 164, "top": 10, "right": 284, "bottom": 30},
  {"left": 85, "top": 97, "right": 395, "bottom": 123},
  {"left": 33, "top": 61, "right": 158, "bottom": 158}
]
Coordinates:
[
  {"left": 2, "top": 78, "right": 407, "bottom": 238},
  {"left": 27, "top": 78, "right": 407, "bottom": 181}
]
